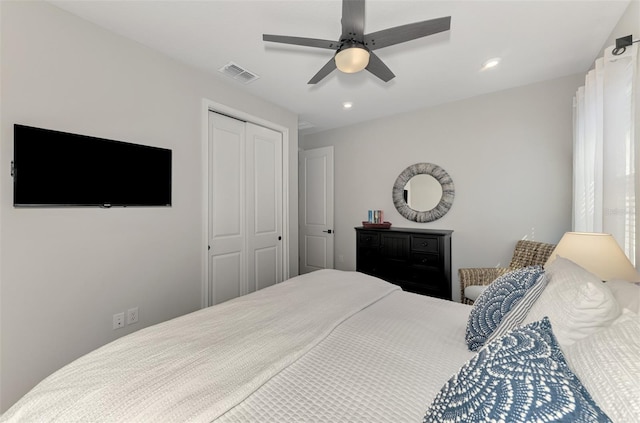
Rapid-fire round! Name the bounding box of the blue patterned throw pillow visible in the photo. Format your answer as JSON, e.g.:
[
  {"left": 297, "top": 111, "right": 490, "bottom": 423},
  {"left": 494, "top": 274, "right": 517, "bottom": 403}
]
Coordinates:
[
  {"left": 424, "top": 317, "right": 611, "bottom": 423},
  {"left": 465, "top": 265, "right": 545, "bottom": 351}
]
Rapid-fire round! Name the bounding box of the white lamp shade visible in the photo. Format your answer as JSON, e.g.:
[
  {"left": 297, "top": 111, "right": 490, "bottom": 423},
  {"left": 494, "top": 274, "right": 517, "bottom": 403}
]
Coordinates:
[
  {"left": 335, "top": 47, "right": 370, "bottom": 73},
  {"left": 545, "top": 232, "right": 640, "bottom": 281}
]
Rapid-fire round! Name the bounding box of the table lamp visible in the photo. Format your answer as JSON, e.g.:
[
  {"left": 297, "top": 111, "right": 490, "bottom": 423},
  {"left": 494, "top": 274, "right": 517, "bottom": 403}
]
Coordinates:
[{"left": 545, "top": 232, "right": 640, "bottom": 281}]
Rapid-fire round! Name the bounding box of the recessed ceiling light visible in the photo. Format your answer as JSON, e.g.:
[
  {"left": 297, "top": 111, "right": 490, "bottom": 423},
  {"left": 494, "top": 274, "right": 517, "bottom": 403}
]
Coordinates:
[
  {"left": 343, "top": 102, "right": 353, "bottom": 109},
  {"left": 481, "top": 58, "right": 501, "bottom": 71}
]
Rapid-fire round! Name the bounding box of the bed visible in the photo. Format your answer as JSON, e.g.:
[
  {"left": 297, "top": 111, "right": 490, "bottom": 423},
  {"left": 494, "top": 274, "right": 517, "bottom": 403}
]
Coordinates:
[{"left": 2, "top": 260, "right": 639, "bottom": 422}]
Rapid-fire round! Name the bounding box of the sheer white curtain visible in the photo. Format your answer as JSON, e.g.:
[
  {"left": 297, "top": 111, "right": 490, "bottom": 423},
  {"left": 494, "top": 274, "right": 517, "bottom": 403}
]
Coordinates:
[{"left": 573, "top": 43, "right": 639, "bottom": 265}]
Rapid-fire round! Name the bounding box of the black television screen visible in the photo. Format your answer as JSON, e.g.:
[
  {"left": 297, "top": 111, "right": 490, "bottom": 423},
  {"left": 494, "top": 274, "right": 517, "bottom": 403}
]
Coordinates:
[{"left": 13, "top": 124, "right": 172, "bottom": 207}]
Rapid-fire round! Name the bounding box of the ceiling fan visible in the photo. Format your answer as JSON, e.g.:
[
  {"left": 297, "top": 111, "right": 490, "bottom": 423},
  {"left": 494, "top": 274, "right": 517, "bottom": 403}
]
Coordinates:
[{"left": 263, "top": 0, "right": 451, "bottom": 84}]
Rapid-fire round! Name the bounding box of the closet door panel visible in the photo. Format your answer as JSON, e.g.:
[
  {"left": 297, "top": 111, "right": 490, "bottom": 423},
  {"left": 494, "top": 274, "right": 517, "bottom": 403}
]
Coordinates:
[
  {"left": 246, "top": 123, "right": 283, "bottom": 293},
  {"left": 254, "top": 246, "right": 278, "bottom": 291},
  {"left": 209, "top": 253, "right": 241, "bottom": 305},
  {"left": 208, "top": 114, "right": 246, "bottom": 305}
]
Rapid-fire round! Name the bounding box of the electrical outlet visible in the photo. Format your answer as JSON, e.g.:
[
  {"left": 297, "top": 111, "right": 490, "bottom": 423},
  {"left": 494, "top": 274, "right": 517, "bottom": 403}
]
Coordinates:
[
  {"left": 127, "top": 307, "right": 139, "bottom": 325},
  {"left": 113, "top": 312, "right": 125, "bottom": 329}
]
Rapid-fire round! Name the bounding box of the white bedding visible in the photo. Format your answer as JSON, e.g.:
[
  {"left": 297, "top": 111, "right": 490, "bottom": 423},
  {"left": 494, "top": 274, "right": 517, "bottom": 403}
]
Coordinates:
[
  {"left": 218, "top": 290, "right": 473, "bottom": 422},
  {"left": 2, "top": 270, "right": 472, "bottom": 422}
]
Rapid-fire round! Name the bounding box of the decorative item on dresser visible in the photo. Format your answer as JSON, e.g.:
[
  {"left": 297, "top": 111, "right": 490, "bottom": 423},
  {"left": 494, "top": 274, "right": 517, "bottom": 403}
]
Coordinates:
[{"left": 355, "top": 227, "right": 452, "bottom": 300}]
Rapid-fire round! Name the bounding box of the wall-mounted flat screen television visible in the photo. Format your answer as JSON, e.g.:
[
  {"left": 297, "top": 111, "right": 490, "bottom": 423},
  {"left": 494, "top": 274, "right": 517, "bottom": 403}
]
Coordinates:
[{"left": 13, "top": 124, "right": 172, "bottom": 207}]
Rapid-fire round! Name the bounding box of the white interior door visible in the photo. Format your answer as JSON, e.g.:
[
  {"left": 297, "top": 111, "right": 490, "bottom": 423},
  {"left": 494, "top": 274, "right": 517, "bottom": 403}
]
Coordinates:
[
  {"left": 208, "top": 113, "right": 245, "bottom": 305},
  {"left": 299, "top": 146, "right": 334, "bottom": 274},
  {"left": 246, "top": 123, "right": 283, "bottom": 292},
  {"left": 208, "top": 112, "right": 284, "bottom": 305}
]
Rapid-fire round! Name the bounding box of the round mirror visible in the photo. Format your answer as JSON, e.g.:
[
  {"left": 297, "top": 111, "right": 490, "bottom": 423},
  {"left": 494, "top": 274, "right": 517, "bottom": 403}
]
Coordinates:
[
  {"left": 392, "top": 163, "right": 454, "bottom": 222},
  {"left": 404, "top": 174, "right": 443, "bottom": 211}
]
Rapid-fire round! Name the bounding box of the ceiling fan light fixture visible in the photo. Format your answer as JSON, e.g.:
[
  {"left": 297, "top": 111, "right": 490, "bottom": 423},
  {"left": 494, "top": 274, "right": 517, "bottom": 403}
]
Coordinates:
[{"left": 335, "top": 46, "right": 370, "bottom": 73}]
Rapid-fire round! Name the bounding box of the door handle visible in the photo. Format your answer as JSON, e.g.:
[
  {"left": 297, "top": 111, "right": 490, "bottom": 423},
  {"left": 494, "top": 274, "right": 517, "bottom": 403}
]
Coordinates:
[{"left": 323, "top": 229, "right": 333, "bottom": 234}]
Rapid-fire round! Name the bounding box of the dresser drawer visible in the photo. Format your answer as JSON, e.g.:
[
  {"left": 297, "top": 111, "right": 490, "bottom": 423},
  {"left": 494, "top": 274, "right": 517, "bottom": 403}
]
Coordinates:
[
  {"left": 410, "top": 252, "right": 440, "bottom": 267},
  {"left": 357, "top": 259, "right": 379, "bottom": 275},
  {"left": 411, "top": 236, "right": 439, "bottom": 253},
  {"left": 400, "top": 267, "right": 445, "bottom": 285},
  {"left": 358, "top": 231, "right": 380, "bottom": 247}
]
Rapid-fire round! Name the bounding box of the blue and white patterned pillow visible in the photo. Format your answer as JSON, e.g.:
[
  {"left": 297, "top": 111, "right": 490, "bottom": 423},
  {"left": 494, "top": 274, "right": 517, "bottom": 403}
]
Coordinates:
[
  {"left": 465, "top": 265, "right": 545, "bottom": 351},
  {"left": 424, "top": 317, "right": 611, "bottom": 423},
  {"left": 485, "top": 272, "right": 548, "bottom": 345}
]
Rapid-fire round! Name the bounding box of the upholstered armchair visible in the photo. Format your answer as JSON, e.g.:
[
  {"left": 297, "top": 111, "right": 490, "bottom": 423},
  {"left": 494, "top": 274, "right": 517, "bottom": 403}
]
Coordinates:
[{"left": 459, "top": 240, "right": 557, "bottom": 304}]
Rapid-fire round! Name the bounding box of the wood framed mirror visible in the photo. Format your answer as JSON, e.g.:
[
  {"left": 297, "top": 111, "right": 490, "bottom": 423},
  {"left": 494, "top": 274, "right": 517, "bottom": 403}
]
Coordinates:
[{"left": 392, "top": 163, "right": 455, "bottom": 222}]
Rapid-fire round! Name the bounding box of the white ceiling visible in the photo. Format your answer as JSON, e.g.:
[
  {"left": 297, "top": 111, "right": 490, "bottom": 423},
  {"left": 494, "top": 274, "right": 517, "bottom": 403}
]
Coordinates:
[{"left": 49, "top": 0, "right": 631, "bottom": 134}]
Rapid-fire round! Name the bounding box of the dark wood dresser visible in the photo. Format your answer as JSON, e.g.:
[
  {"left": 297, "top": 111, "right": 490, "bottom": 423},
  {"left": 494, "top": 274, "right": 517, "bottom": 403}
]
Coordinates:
[{"left": 355, "top": 227, "right": 453, "bottom": 300}]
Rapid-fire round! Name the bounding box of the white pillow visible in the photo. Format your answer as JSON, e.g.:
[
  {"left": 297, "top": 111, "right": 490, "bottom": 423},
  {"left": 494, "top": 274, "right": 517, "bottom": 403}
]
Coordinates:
[
  {"left": 564, "top": 310, "right": 640, "bottom": 423},
  {"left": 523, "top": 256, "right": 621, "bottom": 347},
  {"left": 606, "top": 279, "right": 640, "bottom": 313}
]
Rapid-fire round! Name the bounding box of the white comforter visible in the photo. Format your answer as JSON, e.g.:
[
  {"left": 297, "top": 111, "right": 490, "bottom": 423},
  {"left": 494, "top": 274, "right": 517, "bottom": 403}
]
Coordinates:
[
  {"left": 2, "top": 270, "right": 473, "bottom": 422},
  {"left": 218, "top": 288, "right": 474, "bottom": 422}
]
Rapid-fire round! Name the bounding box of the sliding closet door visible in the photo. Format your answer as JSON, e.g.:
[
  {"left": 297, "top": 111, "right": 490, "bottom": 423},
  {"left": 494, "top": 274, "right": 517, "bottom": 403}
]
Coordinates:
[
  {"left": 246, "top": 123, "right": 283, "bottom": 292},
  {"left": 208, "top": 114, "right": 246, "bottom": 305},
  {"left": 208, "top": 112, "right": 283, "bottom": 305}
]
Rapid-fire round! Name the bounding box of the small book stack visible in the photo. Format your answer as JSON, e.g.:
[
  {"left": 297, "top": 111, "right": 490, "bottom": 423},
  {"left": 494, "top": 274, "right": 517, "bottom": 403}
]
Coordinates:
[
  {"left": 363, "top": 210, "right": 392, "bottom": 229},
  {"left": 368, "top": 209, "right": 383, "bottom": 223}
]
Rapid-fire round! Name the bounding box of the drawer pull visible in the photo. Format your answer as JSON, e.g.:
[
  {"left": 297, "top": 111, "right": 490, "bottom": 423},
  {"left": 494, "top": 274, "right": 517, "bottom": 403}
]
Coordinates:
[{"left": 421, "top": 242, "right": 428, "bottom": 247}]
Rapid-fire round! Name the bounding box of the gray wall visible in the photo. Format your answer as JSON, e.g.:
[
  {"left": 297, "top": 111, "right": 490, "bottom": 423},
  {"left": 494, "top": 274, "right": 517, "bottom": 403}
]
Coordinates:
[
  {"left": 301, "top": 74, "right": 583, "bottom": 301},
  {"left": 0, "top": 1, "right": 298, "bottom": 411}
]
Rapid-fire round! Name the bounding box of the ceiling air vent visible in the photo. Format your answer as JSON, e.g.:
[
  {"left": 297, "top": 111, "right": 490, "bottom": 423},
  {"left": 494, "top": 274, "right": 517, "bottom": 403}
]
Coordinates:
[
  {"left": 298, "top": 120, "right": 315, "bottom": 130},
  {"left": 218, "top": 62, "right": 260, "bottom": 84}
]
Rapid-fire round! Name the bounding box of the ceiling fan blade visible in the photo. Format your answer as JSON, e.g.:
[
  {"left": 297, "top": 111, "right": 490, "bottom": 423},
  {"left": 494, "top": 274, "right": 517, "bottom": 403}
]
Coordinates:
[
  {"left": 308, "top": 57, "right": 337, "bottom": 84},
  {"left": 263, "top": 34, "right": 338, "bottom": 50},
  {"left": 364, "top": 16, "right": 451, "bottom": 51},
  {"left": 341, "top": 0, "right": 365, "bottom": 39},
  {"left": 365, "top": 52, "right": 395, "bottom": 82}
]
